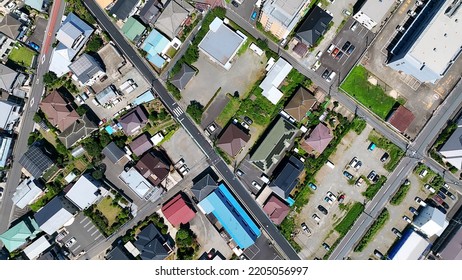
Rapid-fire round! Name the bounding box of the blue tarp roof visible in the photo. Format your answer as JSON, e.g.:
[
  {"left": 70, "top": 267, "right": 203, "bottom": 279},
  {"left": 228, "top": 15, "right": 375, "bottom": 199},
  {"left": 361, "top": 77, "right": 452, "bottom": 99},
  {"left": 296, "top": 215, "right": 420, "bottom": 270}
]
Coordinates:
[
  {"left": 133, "top": 90, "right": 155, "bottom": 106},
  {"left": 198, "top": 184, "right": 261, "bottom": 249},
  {"left": 146, "top": 53, "right": 166, "bottom": 68},
  {"left": 142, "top": 29, "right": 169, "bottom": 67}
]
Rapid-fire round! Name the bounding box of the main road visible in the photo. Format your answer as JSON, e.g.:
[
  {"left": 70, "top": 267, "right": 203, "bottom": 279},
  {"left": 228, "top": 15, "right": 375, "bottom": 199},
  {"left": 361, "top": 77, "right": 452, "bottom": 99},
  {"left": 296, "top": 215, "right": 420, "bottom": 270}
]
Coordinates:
[
  {"left": 83, "top": 0, "right": 300, "bottom": 260},
  {"left": 0, "top": 0, "right": 65, "bottom": 236}
]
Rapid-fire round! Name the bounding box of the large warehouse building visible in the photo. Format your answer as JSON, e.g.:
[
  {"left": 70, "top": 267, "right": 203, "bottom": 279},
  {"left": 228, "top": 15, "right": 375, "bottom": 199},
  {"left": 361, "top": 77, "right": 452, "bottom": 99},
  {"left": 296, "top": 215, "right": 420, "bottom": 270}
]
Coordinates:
[
  {"left": 387, "top": 0, "right": 462, "bottom": 83},
  {"left": 389, "top": 229, "right": 431, "bottom": 260}
]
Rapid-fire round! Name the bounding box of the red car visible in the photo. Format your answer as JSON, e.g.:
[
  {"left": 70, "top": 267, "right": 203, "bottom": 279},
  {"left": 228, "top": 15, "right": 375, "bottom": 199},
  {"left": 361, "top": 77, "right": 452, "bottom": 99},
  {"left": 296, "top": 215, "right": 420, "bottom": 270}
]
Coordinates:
[
  {"left": 331, "top": 48, "right": 340, "bottom": 57},
  {"left": 338, "top": 194, "right": 345, "bottom": 203}
]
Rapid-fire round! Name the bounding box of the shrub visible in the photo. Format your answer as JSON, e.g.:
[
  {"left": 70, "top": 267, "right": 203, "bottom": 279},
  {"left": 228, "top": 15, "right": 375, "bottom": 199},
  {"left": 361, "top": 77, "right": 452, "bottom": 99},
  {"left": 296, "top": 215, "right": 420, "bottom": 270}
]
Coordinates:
[{"left": 186, "top": 101, "right": 204, "bottom": 124}]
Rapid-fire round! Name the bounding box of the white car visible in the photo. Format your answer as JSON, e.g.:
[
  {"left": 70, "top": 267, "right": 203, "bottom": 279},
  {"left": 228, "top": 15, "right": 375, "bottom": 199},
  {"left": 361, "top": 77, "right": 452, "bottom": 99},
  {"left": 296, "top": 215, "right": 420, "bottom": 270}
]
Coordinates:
[
  {"left": 415, "top": 197, "right": 427, "bottom": 207},
  {"left": 315, "top": 51, "right": 322, "bottom": 59},
  {"left": 403, "top": 215, "right": 412, "bottom": 223},
  {"left": 312, "top": 214, "right": 321, "bottom": 223},
  {"left": 326, "top": 191, "right": 337, "bottom": 201},
  {"left": 251, "top": 181, "right": 261, "bottom": 190},
  {"left": 349, "top": 157, "right": 359, "bottom": 168},
  {"left": 65, "top": 237, "right": 76, "bottom": 248},
  {"left": 311, "top": 60, "right": 321, "bottom": 71},
  {"left": 324, "top": 196, "right": 333, "bottom": 205},
  {"left": 424, "top": 184, "right": 436, "bottom": 194}
]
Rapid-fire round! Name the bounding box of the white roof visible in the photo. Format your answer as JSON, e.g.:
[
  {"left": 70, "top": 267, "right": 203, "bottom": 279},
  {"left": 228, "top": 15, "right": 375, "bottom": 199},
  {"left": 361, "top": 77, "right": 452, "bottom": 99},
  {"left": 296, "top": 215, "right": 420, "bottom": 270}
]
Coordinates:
[
  {"left": 64, "top": 172, "right": 77, "bottom": 183},
  {"left": 12, "top": 179, "right": 43, "bottom": 209},
  {"left": 391, "top": 230, "right": 430, "bottom": 260},
  {"left": 259, "top": 58, "right": 292, "bottom": 105},
  {"left": 119, "top": 168, "right": 152, "bottom": 197},
  {"left": 356, "top": 0, "right": 395, "bottom": 25},
  {"left": 413, "top": 206, "right": 448, "bottom": 237},
  {"left": 23, "top": 236, "right": 51, "bottom": 260},
  {"left": 49, "top": 44, "right": 73, "bottom": 77},
  {"left": 151, "top": 132, "right": 164, "bottom": 146},
  {"left": 0, "top": 101, "right": 18, "bottom": 130},
  {"left": 65, "top": 175, "right": 100, "bottom": 210}
]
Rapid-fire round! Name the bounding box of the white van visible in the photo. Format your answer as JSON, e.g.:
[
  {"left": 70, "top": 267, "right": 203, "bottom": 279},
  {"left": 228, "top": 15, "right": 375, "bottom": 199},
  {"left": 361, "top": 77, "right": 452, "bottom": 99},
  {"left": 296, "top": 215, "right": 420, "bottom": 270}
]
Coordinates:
[
  {"left": 326, "top": 71, "right": 337, "bottom": 82},
  {"left": 326, "top": 160, "right": 335, "bottom": 169},
  {"left": 327, "top": 44, "right": 335, "bottom": 54}
]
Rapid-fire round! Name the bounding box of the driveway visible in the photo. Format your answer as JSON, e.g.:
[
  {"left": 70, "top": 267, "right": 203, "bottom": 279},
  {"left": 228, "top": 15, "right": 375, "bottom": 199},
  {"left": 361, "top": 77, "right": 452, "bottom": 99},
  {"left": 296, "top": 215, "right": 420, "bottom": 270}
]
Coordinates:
[
  {"left": 62, "top": 212, "right": 104, "bottom": 258},
  {"left": 161, "top": 127, "right": 207, "bottom": 168}
]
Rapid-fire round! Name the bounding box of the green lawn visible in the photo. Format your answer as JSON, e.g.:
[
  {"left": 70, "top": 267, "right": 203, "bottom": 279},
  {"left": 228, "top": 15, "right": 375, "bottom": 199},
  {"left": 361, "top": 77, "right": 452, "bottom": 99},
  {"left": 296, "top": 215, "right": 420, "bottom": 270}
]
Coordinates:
[
  {"left": 96, "top": 197, "right": 122, "bottom": 226},
  {"left": 335, "top": 202, "right": 365, "bottom": 236},
  {"left": 215, "top": 95, "right": 241, "bottom": 127},
  {"left": 340, "top": 65, "right": 396, "bottom": 119},
  {"left": 8, "top": 45, "right": 36, "bottom": 67}
]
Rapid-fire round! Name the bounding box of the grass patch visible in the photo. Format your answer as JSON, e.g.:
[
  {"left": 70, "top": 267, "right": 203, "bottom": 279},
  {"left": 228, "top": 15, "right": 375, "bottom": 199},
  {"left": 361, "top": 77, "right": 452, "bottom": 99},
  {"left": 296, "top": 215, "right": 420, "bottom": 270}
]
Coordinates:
[
  {"left": 354, "top": 208, "right": 389, "bottom": 252},
  {"left": 96, "top": 197, "right": 123, "bottom": 226},
  {"left": 215, "top": 95, "right": 241, "bottom": 127},
  {"left": 429, "top": 121, "right": 457, "bottom": 168},
  {"left": 237, "top": 39, "right": 251, "bottom": 56},
  {"left": 8, "top": 44, "right": 36, "bottom": 67},
  {"left": 335, "top": 202, "right": 365, "bottom": 236},
  {"left": 340, "top": 65, "right": 396, "bottom": 119},
  {"left": 279, "top": 216, "right": 302, "bottom": 252},
  {"left": 362, "top": 175, "right": 387, "bottom": 200},
  {"left": 390, "top": 183, "right": 411, "bottom": 206},
  {"left": 351, "top": 118, "right": 367, "bottom": 135},
  {"left": 42, "top": 165, "right": 60, "bottom": 182},
  {"left": 368, "top": 130, "right": 404, "bottom": 171}
]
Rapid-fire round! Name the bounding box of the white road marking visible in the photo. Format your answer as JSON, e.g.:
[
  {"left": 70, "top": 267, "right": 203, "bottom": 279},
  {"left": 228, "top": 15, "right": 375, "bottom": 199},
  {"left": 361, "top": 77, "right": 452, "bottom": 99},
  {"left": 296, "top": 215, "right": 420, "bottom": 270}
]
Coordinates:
[
  {"left": 71, "top": 245, "right": 81, "bottom": 252},
  {"left": 80, "top": 217, "right": 88, "bottom": 224},
  {"left": 86, "top": 224, "right": 95, "bottom": 232},
  {"left": 29, "top": 98, "right": 34, "bottom": 107},
  {"left": 36, "top": 79, "right": 39, "bottom": 84},
  {"left": 83, "top": 220, "right": 92, "bottom": 227},
  {"left": 41, "top": 55, "right": 46, "bottom": 64},
  {"left": 172, "top": 107, "right": 183, "bottom": 117},
  {"left": 95, "top": 233, "right": 103, "bottom": 240},
  {"left": 90, "top": 229, "right": 99, "bottom": 236}
]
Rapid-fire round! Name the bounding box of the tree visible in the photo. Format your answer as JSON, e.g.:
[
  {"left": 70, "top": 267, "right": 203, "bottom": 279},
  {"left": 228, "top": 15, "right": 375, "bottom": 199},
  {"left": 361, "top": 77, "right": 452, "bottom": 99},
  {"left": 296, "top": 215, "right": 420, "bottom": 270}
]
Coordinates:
[
  {"left": 43, "top": 72, "right": 57, "bottom": 87},
  {"left": 86, "top": 35, "right": 103, "bottom": 52},
  {"left": 83, "top": 138, "right": 102, "bottom": 157},
  {"left": 186, "top": 101, "right": 204, "bottom": 124},
  {"left": 91, "top": 169, "right": 104, "bottom": 180},
  {"left": 33, "top": 113, "right": 42, "bottom": 123},
  {"left": 76, "top": 106, "right": 87, "bottom": 116}
]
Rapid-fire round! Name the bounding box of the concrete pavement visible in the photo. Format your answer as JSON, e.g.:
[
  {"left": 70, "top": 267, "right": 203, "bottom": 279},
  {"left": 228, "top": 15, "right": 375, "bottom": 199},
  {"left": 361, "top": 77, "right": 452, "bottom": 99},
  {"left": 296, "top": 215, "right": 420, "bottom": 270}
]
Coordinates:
[
  {"left": 0, "top": 0, "right": 65, "bottom": 237},
  {"left": 83, "top": 0, "right": 300, "bottom": 260}
]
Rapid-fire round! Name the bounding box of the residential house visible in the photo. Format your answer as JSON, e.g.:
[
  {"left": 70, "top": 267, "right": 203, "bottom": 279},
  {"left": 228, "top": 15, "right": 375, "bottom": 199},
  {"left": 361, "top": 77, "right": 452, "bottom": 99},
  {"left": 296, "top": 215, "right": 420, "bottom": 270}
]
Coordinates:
[
  {"left": 49, "top": 13, "right": 94, "bottom": 76},
  {"left": 269, "top": 156, "right": 304, "bottom": 199},
  {"left": 386, "top": 105, "right": 415, "bottom": 133},
  {"left": 0, "top": 133, "right": 13, "bottom": 168},
  {"left": 133, "top": 90, "right": 156, "bottom": 106},
  {"left": 102, "top": 142, "right": 126, "bottom": 164},
  {"left": 0, "top": 33, "right": 15, "bottom": 62},
  {"left": 64, "top": 174, "right": 102, "bottom": 210},
  {"left": 134, "top": 223, "right": 172, "bottom": 260},
  {"left": 216, "top": 123, "right": 250, "bottom": 157},
  {"left": 129, "top": 133, "right": 153, "bottom": 156},
  {"left": 0, "top": 63, "right": 25, "bottom": 93},
  {"left": 141, "top": 29, "right": 170, "bottom": 68},
  {"left": 0, "top": 216, "right": 41, "bottom": 252},
  {"left": 198, "top": 17, "right": 247, "bottom": 70},
  {"left": 39, "top": 90, "right": 80, "bottom": 132},
  {"left": 96, "top": 0, "right": 114, "bottom": 9},
  {"left": 95, "top": 85, "right": 118, "bottom": 105},
  {"left": 58, "top": 114, "right": 98, "bottom": 148},
  {"left": 440, "top": 118, "right": 462, "bottom": 169},
  {"left": 0, "top": 14, "right": 22, "bottom": 40},
  {"left": 0, "top": 100, "right": 21, "bottom": 130},
  {"left": 413, "top": 206, "right": 448, "bottom": 237},
  {"left": 139, "top": 0, "right": 163, "bottom": 25},
  {"left": 119, "top": 167, "right": 163, "bottom": 198},
  {"left": 106, "top": 245, "right": 133, "bottom": 260},
  {"left": 259, "top": 0, "right": 310, "bottom": 40},
  {"left": 122, "top": 17, "right": 146, "bottom": 42},
  {"left": 301, "top": 123, "right": 333, "bottom": 155},
  {"left": 18, "top": 144, "right": 54, "bottom": 179},
  {"left": 250, "top": 117, "right": 297, "bottom": 172},
  {"left": 12, "top": 179, "right": 44, "bottom": 209},
  {"left": 284, "top": 87, "right": 316, "bottom": 122},
  {"left": 198, "top": 184, "right": 261, "bottom": 249},
  {"left": 263, "top": 194, "right": 290, "bottom": 225},
  {"left": 34, "top": 196, "right": 78, "bottom": 235},
  {"left": 119, "top": 105, "right": 149, "bottom": 136},
  {"left": 23, "top": 236, "right": 51, "bottom": 260},
  {"left": 170, "top": 63, "right": 196, "bottom": 90},
  {"left": 295, "top": 5, "right": 332, "bottom": 47},
  {"left": 25, "top": 0, "right": 46, "bottom": 12},
  {"left": 110, "top": 0, "right": 139, "bottom": 21},
  {"left": 191, "top": 173, "right": 217, "bottom": 202},
  {"left": 135, "top": 149, "right": 170, "bottom": 186},
  {"left": 161, "top": 193, "right": 196, "bottom": 227},
  {"left": 155, "top": 0, "right": 193, "bottom": 40},
  {"left": 69, "top": 53, "right": 105, "bottom": 86},
  {"left": 259, "top": 58, "right": 293, "bottom": 104}
]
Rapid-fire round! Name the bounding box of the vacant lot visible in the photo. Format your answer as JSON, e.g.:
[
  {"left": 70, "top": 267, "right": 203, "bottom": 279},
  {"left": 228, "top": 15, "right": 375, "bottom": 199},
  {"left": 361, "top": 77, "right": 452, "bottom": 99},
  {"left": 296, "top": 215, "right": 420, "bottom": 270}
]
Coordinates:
[
  {"left": 8, "top": 45, "right": 36, "bottom": 67},
  {"left": 96, "top": 197, "right": 122, "bottom": 226},
  {"left": 340, "top": 65, "right": 396, "bottom": 119}
]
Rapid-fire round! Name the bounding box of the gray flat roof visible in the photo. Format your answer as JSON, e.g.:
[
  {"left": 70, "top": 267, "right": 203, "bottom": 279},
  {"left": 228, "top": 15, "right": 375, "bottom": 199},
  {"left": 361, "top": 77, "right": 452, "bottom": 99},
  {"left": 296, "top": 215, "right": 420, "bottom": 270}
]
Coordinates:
[{"left": 357, "top": 0, "right": 395, "bottom": 24}]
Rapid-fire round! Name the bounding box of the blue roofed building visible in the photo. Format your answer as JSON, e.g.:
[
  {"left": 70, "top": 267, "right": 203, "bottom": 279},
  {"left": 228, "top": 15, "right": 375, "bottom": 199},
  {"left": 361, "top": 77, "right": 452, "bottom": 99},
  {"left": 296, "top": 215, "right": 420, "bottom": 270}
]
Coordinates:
[
  {"left": 133, "top": 90, "right": 156, "bottom": 106},
  {"left": 197, "top": 184, "right": 261, "bottom": 249},
  {"left": 141, "top": 29, "right": 170, "bottom": 68},
  {"left": 25, "top": 0, "right": 45, "bottom": 12},
  {"left": 0, "top": 134, "right": 13, "bottom": 168}
]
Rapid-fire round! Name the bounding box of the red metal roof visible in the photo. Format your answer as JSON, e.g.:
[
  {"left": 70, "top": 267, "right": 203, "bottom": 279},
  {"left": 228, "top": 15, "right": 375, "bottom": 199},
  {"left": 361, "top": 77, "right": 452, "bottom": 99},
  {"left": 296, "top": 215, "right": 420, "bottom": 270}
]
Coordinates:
[
  {"left": 263, "top": 195, "right": 290, "bottom": 225},
  {"left": 387, "top": 105, "right": 415, "bottom": 133},
  {"left": 161, "top": 193, "right": 195, "bottom": 227}
]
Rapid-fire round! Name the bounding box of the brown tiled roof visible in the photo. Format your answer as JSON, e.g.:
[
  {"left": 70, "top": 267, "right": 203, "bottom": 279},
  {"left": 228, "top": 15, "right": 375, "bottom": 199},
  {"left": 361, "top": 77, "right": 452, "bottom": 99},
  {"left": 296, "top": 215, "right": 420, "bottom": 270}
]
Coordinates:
[
  {"left": 135, "top": 150, "right": 169, "bottom": 186},
  {"left": 301, "top": 123, "right": 333, "bottom": 154},
  {"left": 216, "top": 123, "right": 250, "bottom": 157},
  {"left": 263, "top": 194, "right": 290, "bottom": 225},
  {"left": 284, "top": 87, "right": 316, "bottom": 122},
  {"left": 387, "top": 105, "right": 415, "bottom": 133},
  {"left": 40, "top": 90, "right": 79, "bottom": 132},
  {"left": 129, "top": 133, "right": 153, "bottom": 156}
]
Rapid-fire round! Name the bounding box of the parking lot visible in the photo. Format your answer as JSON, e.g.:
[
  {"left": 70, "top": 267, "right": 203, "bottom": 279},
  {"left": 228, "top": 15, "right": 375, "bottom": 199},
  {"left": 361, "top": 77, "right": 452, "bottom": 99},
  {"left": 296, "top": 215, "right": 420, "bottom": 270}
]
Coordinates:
[
  {"left": 161, "top": 127, "right": 207, "bottom": 169},
  {"left": 62, "top": 213, "right": 104, "bottom": 258},
  {"left": 318, "top": 17, "right": 374, "bottom": 84},
  {"left": 295, "top": 125, "right": 390, "bottom": 259},
  {"left": 243, "top": 234, "right": 282, "bottom": 260}
]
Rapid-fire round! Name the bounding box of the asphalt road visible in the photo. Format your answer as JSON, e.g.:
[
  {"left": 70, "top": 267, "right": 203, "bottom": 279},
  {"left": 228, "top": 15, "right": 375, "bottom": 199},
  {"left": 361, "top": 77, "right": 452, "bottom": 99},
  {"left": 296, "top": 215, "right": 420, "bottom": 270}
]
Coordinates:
[
  {"left": 0, "top": 0, "right": 65, "bottom": 236},
  {"left": 83, "top": 0, "right": 300, "bottom": 260}
]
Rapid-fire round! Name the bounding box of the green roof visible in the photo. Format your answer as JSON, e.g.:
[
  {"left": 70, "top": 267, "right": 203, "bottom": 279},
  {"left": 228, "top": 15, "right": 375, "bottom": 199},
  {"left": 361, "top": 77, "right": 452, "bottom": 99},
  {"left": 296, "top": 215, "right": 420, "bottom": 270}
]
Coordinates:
[
  {"left": 250, "top": 117, "right": 297, "bottom": 172},
  {"left": 0, "top": 217, "right": 41, "bottom": 252},
  {"left": 122, "top": 17, "right": 146, "bottom": 42}
]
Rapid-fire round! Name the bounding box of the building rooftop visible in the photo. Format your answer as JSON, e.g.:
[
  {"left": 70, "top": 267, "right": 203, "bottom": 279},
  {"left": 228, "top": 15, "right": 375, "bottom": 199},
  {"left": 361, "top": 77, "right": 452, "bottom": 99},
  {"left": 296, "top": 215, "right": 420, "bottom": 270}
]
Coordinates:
[
  {"left": 119, "top": 106, "right": 149, "bottom": 136},
  {"left": 263, "top": 194, "right": 290, "bottom": 225},
  {"left": 69, "top": 53, "right": 104, "bottom": 85},
  {"left": 0, "top": 100, "right": 20, "bottom": 130},
  {"left": 18, "top": 144, "right": 54, "bottom": 179},
  {"left": 0, "top": 63, "right": 20, "bottom": 92},
  {"left": 129, "top": 133, "right": 153, "bottom": 156},
  {"left": 161, "top": 193, "right": 196, "bottom": 227},
  {"left": 198, "top": 184, "right": 261, "bottom": 249},
  {"left": 170, "top": 63, "right": 196, "bottom": 90},
  {"left": 0, "top": 14, "right": 21, "bottom": 39},
  {"left": 440, "top": 125, "right": 462, "bottom": 169},
  {"left": 191, "top": 174, "right": 218, "bottom": 202},
  {"left": 284, "top": 87, "right": 316, "bottom": 122},
  {"left": 102, "top": 142, "right": 126, "bottom": 164},
  {"left": 122, "top": 17, "right": 146, "bottom": 42},
  {"left": 0, "top": 216, "right": 41, "bottom": 252},
  {"left": 262, "top": 0, "right": 307, "bottom": 27},
  {"left": 413, "top": 206, "right": 448, "bottom": 237},
  {"left": 216, "top": 123, "right": 250, "bottom": 157},
  {"left": 64, "top": 174, "right": 101, "bottom": 210},
  {"left": 23, "top": 236, "right": 51, "bottom": 260},
  {"left": 386, "top": 105, "right": 415, "bottom": 133},
  {"left": 301, "top": 123, "right": 333, "bottom": 154},
  {"left": 34, "top": 196, "right": 78, "bottom": 235},
  {"left": 259, "top": 58, "right": 293, "bottom": 104},
  {"left": 40, "top": 90, "right": 80, "bottom": 132},
  {"left": 198, "top": 17, "right": 246, "bottom": 69},
  {"left": 0, "top": 134, "right": 13, "bottom": 168},
  {"left": 109, "top": 0, "right": 138, "bottom": 20},
  {"left": 139, "top": 0, "right": 162, "bottom": 25},
  {"left": 96, "top": 85, "right": 118, "bottom": 105},
  {"left": 119, "top": 167, "right": 155, "bottom": 198},
  {"left": 134, "top": 223, "right": 169, "bottom": 260},
  {"left": 95, "top": 0, "right": 114, "bottom": 9},
  {"left": 269, "top": 156, "right": 304, "bottom": 199},
  {"left": 155, "top": 0, "right": 193, "bottom": 39},
  {"left": 58, "top": 114, "right": 98, "bottom": 148},
  {"left": 25, "top": 0, "right": 45, "bottom": 12},
  {"left": 135, "top": 150, "right": 170, "bottom": 186},
  {"left": 389, "top": 229, "right": 430, "bottom": 260},
  {"left": 142, "top": 29, "right": 170, "bottom": 68},
  {"left": 133, "top": 90, "right": 156, "bottom": 106},
  {"left": 295, "top": 5, "right": 332, "bottom": 46},
  {"left": 355, "top": 0, "right": 395, "bottom": 26},
  {"left": 438, "top": 226, "right": 462, "bottom": 260},
  {"left": 12, "top": 179, "right": 43, "bottom": 209}
]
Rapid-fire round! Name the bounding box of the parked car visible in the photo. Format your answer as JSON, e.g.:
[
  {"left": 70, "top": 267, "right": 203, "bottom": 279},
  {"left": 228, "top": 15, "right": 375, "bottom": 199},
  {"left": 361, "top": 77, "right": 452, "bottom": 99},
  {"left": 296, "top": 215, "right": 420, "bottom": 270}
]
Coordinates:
[
  {"left": 338, "top": 194, "right": 345, "bottom": 203},
  {"left": 350, "top": 22, "right": 358, "bottom": 31},
  {"left": 244, "top": 116, "right": 253, "bottom": 125},
  {"left": 403, "top": 215, "right": 412, "bottom": 223},
  {"left": 335, "top": 51, "right": 344, "bottom": 60},
  {"left": 315, "top": 51, "right": 322, "bottom": 59},
  {"left": 440, "top": 186, "right": 455, "bottom": 200},
  {"left": 308, "top": 182, "right": 318, "bottom": 190},
  {"left": 327, "top": 44, "right": 335, "bottom": 54},
  {"left": 349, "top": 157, "right": 359, "bottom": 168},
  {"left": 29, "top": 42, "right": 40, "bottom": 51},
  {"left": 355, "top": 177, "right": 364, "bottom": 187},
  {"left": 324, "top": 196, "right": 333, "bottom": 205},
  {"left": 415, "top": 197, "right": 427, "bottom": 207},
  {"left": 391, "top": 228, "right": 402, "bottom": 238},
  {"left": 341, "top": 41, "right": 351, "bottom": 52},
  {"left": 251, "top": 11, "right": 258, "bottom": 20},
  {"left": 301, "top": 222, "right": 311, "bottom": 234},
  {"left": 367, "top": 171, "right": 377, "bottom": 181},
  {"left": 343, "top": 171, "right": 354, "bottom": 180},
  {"left": 346, "top": 45, "right": 356, "bottom": 55},
  {"left": 231, "top": 1, "right": 239, "bottom": 7},
  {"left": 311, "top": 60, "right": 321, "bottom": 71},
  {"left": 368, "top": 142, "right": 376, "bottom": 151},
  {"left": 318, "top": 205, "right": 328, "bottom": 215},
  {"left": 331, "top": 48, "right": 340, "bottom": 57},
  {"left": 424, "top": 184, "right": 436, "bottom": 194},
  {"left": 437, "top": 191, "right": 446, "bottom": 200},
  {"left": 322, "top": 243, "right": 331, "bottom": 251},
  {"left": 433, "top": 196, "right": 449, "bottom": 209},
  {"left": 343, "top": 9, "right": 352, "bottom": 16},
  {"left": 447, "top": 191, "right": 456, "bottom": 201},
  {"left": 327, "top": 191, "right": 337, "bottom": 201},
  {"left": 236, "top": 169, "right": 244, "bottom": 176},
  {"left": 354, "top": 161, "right": 362, "bottom": 170},
  {"left": 404, "top": 179, "right": 411, "bottom": 185},
  {"left": 251, "top": 181, "right": 261, "bottom": 190},
  {"left": 241, "top": 122, "right": 250, "bottom": 129},
  {"left": 419, "top": 169, "right": 428, "bottom": 178},
  {"left": 409, "top": 206, "right": 419, "bottom": 215},
  {"left": 373, "top": 174, "right": 380, "bottom": 183},
  {"left": 65, "top": 237, "right": 76, "bottom": 248},
  {"left": 312, "top": 214, "right": 321, "bottom": 223},
  {"left": 326, "top": 71, "right": 336, "bottom": 82},
  {"left": 374, "top": 250, "right": 384, "bottom": 259},
  {"left": 322, "top": 69, "right": 330, "bottom": 79},
  {"left": 380, "top": 152, "right": 389, "bottom": 162}
]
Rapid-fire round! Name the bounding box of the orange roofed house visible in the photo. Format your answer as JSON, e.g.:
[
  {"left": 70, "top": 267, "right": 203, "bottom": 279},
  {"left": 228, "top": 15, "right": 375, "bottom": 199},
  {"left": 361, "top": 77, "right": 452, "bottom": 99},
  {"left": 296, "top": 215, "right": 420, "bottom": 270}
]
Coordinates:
[
  {"left": 161, "top": 193, "right": 196, "bottom": 227},
  {"left": 39, "top": 90, "right": 79, "bottom": 132}
]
